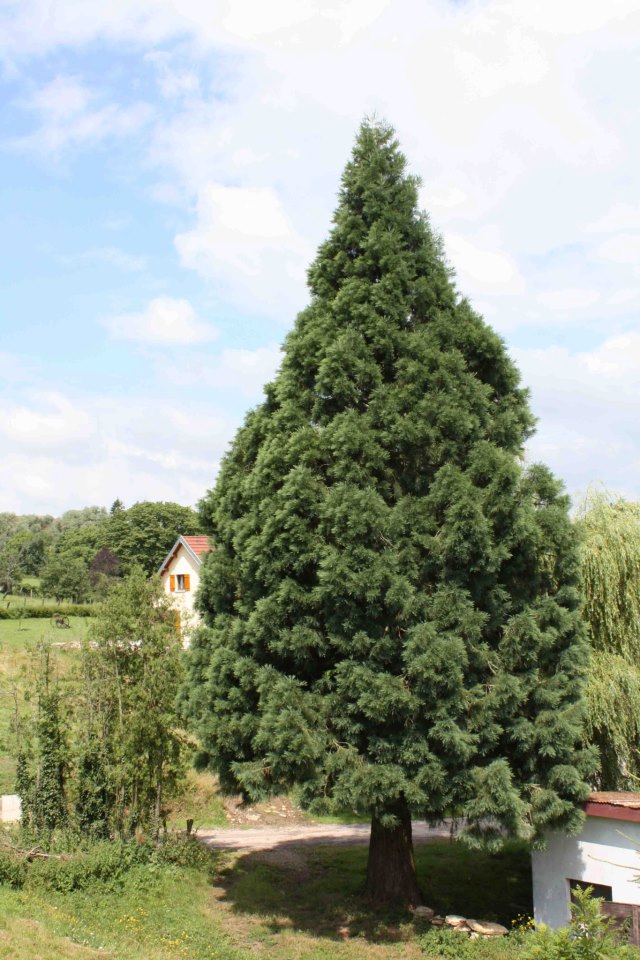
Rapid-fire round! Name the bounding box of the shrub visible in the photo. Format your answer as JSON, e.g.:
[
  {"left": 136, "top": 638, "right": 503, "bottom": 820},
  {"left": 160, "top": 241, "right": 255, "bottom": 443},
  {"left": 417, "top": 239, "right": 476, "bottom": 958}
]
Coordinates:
[
  {"left": 520, "top": 892, "right": 637, "bottom": 960},
  {"left": 0, "top": 849, "right": 28, "bottom": 888},
  {"left": 0, "top": 837, "right": 215, "bottom": 894},
  {"left": 420, "top": 927, "right": 522, "bottom": 958},
  {"left": 26, "top": 841, "right": 152, "bottom": 893}
]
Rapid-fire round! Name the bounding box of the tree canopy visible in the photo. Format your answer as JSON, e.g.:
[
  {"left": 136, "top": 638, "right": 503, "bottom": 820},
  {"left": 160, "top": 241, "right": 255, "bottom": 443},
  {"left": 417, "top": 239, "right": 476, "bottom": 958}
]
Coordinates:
[
  {"left": 183, "top": 120, "right": 593, "bottom": 903},
  {"left": 579, "top": 491, "right": 640, "bottom": 789}
]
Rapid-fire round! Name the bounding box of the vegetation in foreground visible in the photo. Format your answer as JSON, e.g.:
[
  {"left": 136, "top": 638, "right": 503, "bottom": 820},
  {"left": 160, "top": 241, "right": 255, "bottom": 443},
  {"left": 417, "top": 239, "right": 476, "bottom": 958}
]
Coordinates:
[{"left": 0, "top": 837, "right": 637, "bottom": 960}]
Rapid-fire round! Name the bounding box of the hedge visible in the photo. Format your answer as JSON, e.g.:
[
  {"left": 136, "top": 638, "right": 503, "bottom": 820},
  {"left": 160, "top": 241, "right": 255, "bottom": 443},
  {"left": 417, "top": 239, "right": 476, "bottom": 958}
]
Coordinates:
[{"left": 0, "top": 604, "right": 96, "bottom": 620}]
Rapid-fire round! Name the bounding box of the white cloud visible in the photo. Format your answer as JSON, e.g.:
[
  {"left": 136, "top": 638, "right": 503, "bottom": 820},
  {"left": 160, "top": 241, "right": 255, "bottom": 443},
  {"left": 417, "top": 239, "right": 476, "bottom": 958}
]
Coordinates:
[
  {"left": 12, "top": 75, "right": 152, "bottom": 156},
  {"left": 537, "top": 288, "right": 600, "bottom": 311},
  {"left": 596, "top": 233, "right": 640, "bottom": 265},
  {"left": 0, "top": 392, "right": 95, "bottom": 450},
  {"left": 515, "top": 330, "right": 640, "bottom": 499},
  {"left": 175, "top": 185, "right": 311, "bottom": 316},
  {"left": 445, "top": 232, "right": 525, "bottom": 295},
  {"left": 162, "top": 343, "right": 282, "bottom": 397},
  {"left": 104, "top": 297, "right": 218, "bottom": 345},
  {"left": 0, "top": 389, "right": 236, "bottom": 513},
  {"left": 59, "top": 246, "right": 146, "bottom": 272}
]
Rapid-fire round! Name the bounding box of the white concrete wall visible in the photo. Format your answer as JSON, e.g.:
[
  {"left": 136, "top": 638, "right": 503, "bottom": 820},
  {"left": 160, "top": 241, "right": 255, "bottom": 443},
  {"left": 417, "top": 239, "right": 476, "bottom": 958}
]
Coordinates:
[
  {"left": 0, "top": 794, "right": 22, "bottom": 823},
  {"left": 532, "top": 817, "right": 640, "bottom": 928},
  {"left": 161, "top": 544, "right": 202, "bottom": 644}
]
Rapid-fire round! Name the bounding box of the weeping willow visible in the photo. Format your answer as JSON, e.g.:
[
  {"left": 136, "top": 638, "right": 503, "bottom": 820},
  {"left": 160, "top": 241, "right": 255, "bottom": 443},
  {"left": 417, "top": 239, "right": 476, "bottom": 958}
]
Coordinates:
[{"left": 579, "top": 491, "right": 640, "bottom": 789}]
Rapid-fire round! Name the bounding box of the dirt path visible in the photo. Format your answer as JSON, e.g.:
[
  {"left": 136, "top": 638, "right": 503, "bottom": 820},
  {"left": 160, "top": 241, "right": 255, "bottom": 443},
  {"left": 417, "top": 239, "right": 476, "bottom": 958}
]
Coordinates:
[{"left": 198, "top": 820, "right": 455, "bottom": 851}]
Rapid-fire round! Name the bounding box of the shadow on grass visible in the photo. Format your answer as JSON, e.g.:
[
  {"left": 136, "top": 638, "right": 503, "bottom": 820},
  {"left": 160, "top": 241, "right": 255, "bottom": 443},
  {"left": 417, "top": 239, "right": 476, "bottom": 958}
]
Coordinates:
[{"left": 215, "top": 838, "right": 532, "bottom": 944}]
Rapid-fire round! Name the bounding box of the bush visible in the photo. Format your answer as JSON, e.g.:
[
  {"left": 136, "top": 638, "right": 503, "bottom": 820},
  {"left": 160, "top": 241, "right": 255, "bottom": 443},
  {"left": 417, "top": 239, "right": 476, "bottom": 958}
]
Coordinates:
[
  {"left": 154, "top": 835, "right": 213, "bottom": 871},
  {"left": 420, "top": 927, "right": 522, "bottom": 958},
  {"left": 0, "top": 849, "right": 28, "bottom": 888},
  {"left": 0, "top": 836, "right": 215, "bottom": 894},
  {"left": 419, "top": 890, "right": 640, "bottom": 960},
  {"left": 519, "top": 890, "right": 638, "bottom": 960},
  {"left": 26, "top": 841, "right": 153, "bottom": 893}
]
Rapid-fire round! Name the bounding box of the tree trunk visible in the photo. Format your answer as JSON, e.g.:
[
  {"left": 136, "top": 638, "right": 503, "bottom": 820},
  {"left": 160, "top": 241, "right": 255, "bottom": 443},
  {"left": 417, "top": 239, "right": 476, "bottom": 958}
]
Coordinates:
[{"left": 365, "top": 798, "right": 422, "bottom": 905}]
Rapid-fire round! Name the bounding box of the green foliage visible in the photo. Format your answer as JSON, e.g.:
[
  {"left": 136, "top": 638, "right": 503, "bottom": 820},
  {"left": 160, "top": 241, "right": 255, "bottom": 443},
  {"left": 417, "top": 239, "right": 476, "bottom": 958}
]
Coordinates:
[
  {"left": 19, "top": 649, "right": 69, "bottom": 833},
  {"left": 106, "top": 500, "right": 201, "bottom": 574},
  {"left": 0, "top": 849, "right": 28, "bottom": 888},
  {"left": 0, "top": 836, "right": 212, "bottom": 895},
  {"left": 40, "top": 554, "right": 92, "bottom": 603},
  {"left": 579, "top": 492, "right": 640, "bottom": 788},
  {"left": 184, "top": 119, "right": 592, "bottom": 854},
  {"left": 520, "top": 888, "right": 635, "bottom": 960},
  {"left": 78, "top": 569, "right": 187, "bottom": 836},
  {"left": 420, "top": 927, "right": 522, "bottom": 958}
]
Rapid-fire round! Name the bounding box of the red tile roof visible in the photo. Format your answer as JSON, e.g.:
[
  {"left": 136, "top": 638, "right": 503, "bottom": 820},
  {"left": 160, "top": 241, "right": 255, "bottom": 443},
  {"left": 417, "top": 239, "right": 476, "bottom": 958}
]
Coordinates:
[{"left": 182, "top": 535, "right": 213, "bottom": 558}]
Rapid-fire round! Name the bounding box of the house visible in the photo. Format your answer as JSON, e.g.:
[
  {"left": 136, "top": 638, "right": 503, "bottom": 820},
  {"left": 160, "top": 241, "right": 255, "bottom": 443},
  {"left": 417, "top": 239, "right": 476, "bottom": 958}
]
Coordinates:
[
  {"left": 158, "top": 534, "right": 212, "bottom": 643},
  {"left": 532, "top": 792, "right": 640, "bottom": 943}
]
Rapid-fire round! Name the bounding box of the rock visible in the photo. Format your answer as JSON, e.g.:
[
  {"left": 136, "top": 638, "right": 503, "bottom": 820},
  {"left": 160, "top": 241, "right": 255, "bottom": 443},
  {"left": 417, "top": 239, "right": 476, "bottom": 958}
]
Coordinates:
[
  {"left": 431, "top": 917, "right": 445, "bottom": 926},
  {"left": 466, "top": 920, "right": 508, "bottom": 937},
  {"left": 246, "top": 813, "right": 261, "bottom": 821},
  {"left": 445, "top": 915, "right": 467, "bottom": 927},
  {"left": 469, "top": 932, "right": 480, "bottom": 940},
  {"left": 414, "top": 906, "right": 436, "bottom": 920}
]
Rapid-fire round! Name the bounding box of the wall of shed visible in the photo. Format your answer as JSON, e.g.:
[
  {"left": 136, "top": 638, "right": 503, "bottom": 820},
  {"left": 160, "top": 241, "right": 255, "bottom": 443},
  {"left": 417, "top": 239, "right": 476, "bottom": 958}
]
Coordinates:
[{"left": 532, "top": 816, "right": 640, "bottom": 928}]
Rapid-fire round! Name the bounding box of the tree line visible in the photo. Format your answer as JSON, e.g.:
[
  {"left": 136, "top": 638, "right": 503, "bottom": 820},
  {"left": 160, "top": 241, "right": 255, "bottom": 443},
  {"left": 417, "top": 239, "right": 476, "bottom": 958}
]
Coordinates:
[{"left": 0, "top": 500, "right": 202, "bottom": 602}]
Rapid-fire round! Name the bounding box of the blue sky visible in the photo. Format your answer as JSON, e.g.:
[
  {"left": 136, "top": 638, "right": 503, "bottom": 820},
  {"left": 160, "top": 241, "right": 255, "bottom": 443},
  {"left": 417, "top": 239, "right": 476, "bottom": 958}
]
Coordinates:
[{"left": 1, "top": 0, "right": 639, "bottom": 514}]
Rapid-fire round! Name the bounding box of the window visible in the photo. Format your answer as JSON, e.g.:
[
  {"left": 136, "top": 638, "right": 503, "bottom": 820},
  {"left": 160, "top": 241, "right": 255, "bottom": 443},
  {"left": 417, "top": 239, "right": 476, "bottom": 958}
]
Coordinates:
[
  {"left": 169, "top": 573, "right": 190, "bottom": 593},
  {"left": 569, "top": 879, "right": 613, "bottom": 902}
]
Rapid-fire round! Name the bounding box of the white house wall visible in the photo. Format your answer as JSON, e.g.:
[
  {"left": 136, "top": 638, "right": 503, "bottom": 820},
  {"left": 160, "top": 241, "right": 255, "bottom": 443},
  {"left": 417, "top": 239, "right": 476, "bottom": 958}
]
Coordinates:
[
  {"left": 532, "top": 817, "right": 640, "bottom": 928},
  {"left": 161, "top": 544, "right": 202, "bottom": 641}
]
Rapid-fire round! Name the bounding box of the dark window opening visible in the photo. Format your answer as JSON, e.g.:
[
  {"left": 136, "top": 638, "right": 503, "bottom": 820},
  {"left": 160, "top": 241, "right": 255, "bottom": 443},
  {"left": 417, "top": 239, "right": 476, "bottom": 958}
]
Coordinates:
[{"left": 569, "top": 879, "right": 613, "bottom": 902}]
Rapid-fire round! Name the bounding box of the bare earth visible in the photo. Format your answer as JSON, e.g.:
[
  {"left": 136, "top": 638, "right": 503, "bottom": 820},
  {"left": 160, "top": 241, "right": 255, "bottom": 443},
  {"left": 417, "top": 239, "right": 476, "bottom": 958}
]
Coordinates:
[{"left": 198, "top": 820, "right": 455, "bottom": 851}]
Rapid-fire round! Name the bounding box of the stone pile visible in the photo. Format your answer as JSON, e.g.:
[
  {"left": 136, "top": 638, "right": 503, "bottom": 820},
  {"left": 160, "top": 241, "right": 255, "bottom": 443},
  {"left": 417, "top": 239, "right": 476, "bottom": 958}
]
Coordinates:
[{"left": 413, "top": 907, "right": 508, "bottom": 939}]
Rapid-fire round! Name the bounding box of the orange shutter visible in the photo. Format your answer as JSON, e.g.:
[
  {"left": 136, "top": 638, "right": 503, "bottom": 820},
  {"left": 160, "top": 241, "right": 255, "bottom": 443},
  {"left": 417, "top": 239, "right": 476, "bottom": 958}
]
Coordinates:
[
  {"left": 184, "top": 574, "right": 191, "bottom": 592},
  {"left": 169, "top": 574, "right": 175, "bottom": 592}
]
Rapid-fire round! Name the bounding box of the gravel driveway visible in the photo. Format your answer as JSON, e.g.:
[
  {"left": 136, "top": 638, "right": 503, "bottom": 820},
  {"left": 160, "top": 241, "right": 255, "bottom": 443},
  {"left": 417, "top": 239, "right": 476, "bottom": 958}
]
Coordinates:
[{"left": 198, "top": 820, "right": 455, "bottom": 851}]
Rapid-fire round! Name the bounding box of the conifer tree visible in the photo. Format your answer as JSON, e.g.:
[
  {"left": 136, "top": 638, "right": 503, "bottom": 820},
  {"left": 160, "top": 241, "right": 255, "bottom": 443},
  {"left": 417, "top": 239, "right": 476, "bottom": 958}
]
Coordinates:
[{"left": 184, "top": 120, "right": 593, "bottom": 903}]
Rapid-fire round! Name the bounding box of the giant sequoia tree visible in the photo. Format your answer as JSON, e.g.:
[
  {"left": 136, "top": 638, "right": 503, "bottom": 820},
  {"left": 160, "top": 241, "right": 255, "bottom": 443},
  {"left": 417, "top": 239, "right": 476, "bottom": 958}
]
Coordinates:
[{"left": 184, "top": 121, "right": 593, "bottom": 904}]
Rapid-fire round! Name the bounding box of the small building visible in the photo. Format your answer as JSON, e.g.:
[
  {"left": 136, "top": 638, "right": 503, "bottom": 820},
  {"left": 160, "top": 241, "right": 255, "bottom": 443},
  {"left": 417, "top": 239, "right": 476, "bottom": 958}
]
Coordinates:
[
  {"left": 0, "top": 794, "right": 22, "bottom": 823},
  {"left": 158, "top": 535, "right": 212, "bottom": 643},
  {"left": 532, "top": 792, "right": 640, "bottom": 942}
]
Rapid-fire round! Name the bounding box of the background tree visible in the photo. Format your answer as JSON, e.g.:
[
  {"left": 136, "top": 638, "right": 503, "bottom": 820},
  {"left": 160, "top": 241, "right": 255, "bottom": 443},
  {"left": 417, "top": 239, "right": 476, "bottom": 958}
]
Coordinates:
[
  {"left": 40, "top": 554, "right": 91, "bottom": 603},
  {"left": 107, "top": 501, "right": 202, "bottom": 574},
  {"left": 78, "top": 569, "right": 187, "bottom": 836},
  {"left": 89, "top": 547, "right": 121, "bottom": 599},
  {"left": 183, "top": 121, "right": 592, "bottom": 904},
  {"left": 579, "top": 491, "right": 640, "bottom": 789},
  {"left": 0, "top": 541, "right": 24, "bottom": 595}
]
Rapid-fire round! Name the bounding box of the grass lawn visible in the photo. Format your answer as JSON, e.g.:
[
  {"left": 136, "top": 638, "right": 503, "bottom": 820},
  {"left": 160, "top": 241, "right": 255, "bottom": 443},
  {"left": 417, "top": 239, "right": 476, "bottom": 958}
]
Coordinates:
[{"left": 0, "top": 839, "right": 532, "bottom": 960}]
